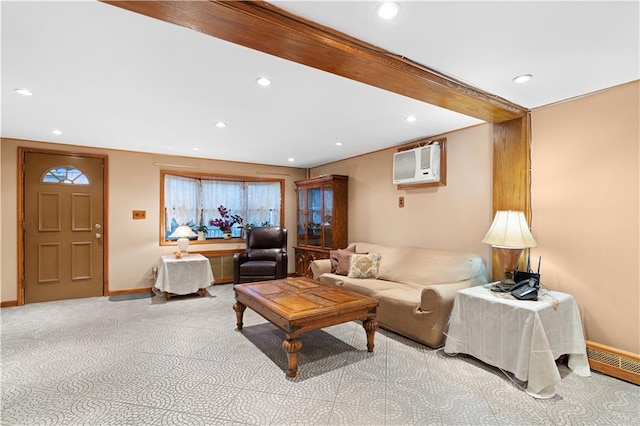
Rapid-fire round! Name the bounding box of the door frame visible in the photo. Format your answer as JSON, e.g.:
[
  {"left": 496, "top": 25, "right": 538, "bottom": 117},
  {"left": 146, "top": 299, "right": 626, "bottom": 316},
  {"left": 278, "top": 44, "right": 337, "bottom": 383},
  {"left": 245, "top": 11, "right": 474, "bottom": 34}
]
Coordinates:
[{"left": 17, "top": 146, "right": 109, "bottom": 305}]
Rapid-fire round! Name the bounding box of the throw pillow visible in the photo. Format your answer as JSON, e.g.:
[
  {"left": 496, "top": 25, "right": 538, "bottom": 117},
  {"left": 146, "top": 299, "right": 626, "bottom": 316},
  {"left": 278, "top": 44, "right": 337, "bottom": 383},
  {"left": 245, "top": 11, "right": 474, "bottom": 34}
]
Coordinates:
[
  {"left": 330, "top": 246, "right": 356, "bottom": 275},
  {"left": 348, "top": 253, "right": 382, "bottom": 279}
]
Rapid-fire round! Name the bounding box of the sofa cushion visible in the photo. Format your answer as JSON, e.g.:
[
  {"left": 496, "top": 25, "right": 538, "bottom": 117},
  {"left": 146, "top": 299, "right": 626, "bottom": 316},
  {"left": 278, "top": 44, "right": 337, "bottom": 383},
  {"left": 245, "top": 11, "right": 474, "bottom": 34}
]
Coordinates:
[
  {"left": 330, "top": 246, "right": 355, "bottom": 275},
  {"left": 353, "top": 242, "right": 488, "bottom": 286},
  {"left": 338, "top": 276, "right": 421, "bottom": 297},
  {"left": 348, "top": 253, "right": 381, "bottom": 279},
  {"left": 341, "top": 277, "right": 399, "bottom": 297}
]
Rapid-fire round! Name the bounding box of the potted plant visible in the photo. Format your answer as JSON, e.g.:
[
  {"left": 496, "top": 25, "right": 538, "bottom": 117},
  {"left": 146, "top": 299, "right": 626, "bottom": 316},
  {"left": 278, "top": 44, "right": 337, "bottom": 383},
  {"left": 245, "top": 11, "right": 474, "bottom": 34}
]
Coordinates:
[
  {"left": 239, "top": 223, "right": 254, "bottom": 239},
  {"left": 191, "top": 223, "right": 209, "bottom": 240},
  {"left": 209, "top": 205, "right": 243, "bottom": 239},
  {"left": 239, "top": 222, "right": 273, "bottom": 239}
]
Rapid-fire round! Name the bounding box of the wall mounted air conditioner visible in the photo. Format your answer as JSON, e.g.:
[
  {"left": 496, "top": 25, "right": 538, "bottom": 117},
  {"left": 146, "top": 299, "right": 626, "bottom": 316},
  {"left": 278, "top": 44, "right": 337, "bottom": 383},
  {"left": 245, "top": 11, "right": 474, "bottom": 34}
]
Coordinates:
[{"left": 393, "top": 143, "right": 441, "bottom": 184}]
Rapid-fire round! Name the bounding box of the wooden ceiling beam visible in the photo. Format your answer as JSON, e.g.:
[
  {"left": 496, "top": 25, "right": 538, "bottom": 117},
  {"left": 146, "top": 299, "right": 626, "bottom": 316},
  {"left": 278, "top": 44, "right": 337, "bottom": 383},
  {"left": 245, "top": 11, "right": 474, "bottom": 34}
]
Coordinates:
[{"left": 102, "top": 0, "right": 528, "bottom": 123}]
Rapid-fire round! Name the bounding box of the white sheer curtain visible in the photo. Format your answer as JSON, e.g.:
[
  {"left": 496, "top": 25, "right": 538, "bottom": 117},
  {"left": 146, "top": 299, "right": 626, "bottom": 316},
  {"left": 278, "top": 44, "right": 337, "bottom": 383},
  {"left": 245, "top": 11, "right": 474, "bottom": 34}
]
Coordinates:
[
  {"left": 202, "top": 180, "right": 245, "bottom": 237},
  {"left": 246, "top": 182, "right": 281, "bottom": 227},
  {"left": 164, "top": 175, "right": 200, "bottom": 237}
]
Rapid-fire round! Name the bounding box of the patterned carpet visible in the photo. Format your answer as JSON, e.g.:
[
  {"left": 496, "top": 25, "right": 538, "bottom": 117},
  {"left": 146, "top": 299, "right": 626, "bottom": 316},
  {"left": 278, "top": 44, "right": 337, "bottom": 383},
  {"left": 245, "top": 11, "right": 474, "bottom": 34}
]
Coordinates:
[{"left": 1, "top": 284, "right": 638, "bottom": 425}]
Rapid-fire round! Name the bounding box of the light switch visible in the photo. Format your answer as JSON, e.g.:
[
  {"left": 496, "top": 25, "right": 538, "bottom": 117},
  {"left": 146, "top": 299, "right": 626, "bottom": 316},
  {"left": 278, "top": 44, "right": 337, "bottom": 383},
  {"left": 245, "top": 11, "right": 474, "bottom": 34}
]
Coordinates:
[{"left": 399, "top": 196, "right": 405, "bottom": 208}]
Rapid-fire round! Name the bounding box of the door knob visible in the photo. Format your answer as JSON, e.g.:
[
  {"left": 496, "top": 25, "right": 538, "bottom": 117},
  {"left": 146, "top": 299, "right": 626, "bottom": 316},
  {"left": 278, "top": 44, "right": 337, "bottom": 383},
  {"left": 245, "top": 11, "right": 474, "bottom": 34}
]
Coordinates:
[{"left": 95, "top": 233, "right": 102, "bottom": 239}]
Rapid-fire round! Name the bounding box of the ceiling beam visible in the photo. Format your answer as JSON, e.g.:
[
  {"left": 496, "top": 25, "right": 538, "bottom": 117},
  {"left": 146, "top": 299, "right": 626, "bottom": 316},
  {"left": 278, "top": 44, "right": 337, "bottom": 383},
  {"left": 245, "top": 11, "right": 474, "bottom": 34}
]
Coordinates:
[{"left": 102, "top": 0, "right": 528, "bottom": 123}]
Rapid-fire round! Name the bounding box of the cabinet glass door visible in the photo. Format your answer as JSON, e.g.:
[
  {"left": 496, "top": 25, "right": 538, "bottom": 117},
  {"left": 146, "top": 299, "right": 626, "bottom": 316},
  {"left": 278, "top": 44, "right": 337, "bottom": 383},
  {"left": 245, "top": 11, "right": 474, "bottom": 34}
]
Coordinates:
[
  {"left": 322, "top": 186, "right": 333, "bottom": 248},
  {"left": 307, "top": 187, "right": 322, "bottom": 246},
  {"left": 297, "top": 189, "right": 306, "bottom": 245}
]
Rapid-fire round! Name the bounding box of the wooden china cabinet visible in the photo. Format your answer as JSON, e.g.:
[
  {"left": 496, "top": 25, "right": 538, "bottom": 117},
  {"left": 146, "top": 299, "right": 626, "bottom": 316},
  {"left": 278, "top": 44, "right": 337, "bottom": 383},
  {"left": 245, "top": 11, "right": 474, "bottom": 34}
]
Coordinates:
[{"left": 294, "top": 175, "right": 348, "bottom": 277}]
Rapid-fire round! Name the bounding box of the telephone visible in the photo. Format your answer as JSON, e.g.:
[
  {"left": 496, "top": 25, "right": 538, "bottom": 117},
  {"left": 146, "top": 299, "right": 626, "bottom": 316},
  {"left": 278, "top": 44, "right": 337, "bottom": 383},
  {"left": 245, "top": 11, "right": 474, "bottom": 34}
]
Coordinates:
[{"left": 511, "top": 277, "right": 539, "bottom": 301}]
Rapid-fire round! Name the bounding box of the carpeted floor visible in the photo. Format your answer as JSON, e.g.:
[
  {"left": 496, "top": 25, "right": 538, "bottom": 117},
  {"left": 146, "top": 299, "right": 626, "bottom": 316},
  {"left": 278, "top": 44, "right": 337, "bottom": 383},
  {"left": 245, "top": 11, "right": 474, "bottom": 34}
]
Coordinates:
[{"left": 1, "top": 284, "right": 638, "bottom": 425}]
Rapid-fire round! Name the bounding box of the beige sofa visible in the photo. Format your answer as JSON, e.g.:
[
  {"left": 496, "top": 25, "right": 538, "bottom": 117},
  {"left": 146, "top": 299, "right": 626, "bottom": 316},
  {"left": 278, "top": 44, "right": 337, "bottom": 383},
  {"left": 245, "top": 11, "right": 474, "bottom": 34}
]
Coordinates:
[{"left": 310, "top": 242, "right": 489, "bottom": 348}]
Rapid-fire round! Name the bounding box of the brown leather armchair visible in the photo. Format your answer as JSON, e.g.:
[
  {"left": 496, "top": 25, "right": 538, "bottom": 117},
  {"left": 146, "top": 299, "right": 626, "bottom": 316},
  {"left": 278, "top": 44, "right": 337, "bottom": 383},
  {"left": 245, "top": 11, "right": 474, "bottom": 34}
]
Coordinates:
[{"left": 233, "top": 227, "right": 288, "bottom": 284}]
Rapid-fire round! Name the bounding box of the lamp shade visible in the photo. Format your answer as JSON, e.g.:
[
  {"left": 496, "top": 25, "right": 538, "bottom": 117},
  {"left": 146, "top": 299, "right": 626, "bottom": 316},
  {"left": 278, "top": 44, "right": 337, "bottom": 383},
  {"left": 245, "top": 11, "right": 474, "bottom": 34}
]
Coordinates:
[
  {"left": 170, "top": 225, "right": 196, "bottom": 239},
  {"left": 170, "top": 225, "right": 196, "bottom": 254},
  {"left": 482, "top": 210, "right": 537, "bottom": 249}
]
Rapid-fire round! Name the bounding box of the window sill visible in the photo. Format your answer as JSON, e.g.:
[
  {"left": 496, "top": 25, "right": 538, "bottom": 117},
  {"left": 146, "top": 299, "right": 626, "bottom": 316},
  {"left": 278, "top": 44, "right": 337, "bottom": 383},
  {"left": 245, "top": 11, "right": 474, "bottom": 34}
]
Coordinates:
[
  {"left": 193, "top": 238, "right": 246, "bottom": 244},
  {"left": 161, "top": 238, "right": 246, "bottom": 246}
]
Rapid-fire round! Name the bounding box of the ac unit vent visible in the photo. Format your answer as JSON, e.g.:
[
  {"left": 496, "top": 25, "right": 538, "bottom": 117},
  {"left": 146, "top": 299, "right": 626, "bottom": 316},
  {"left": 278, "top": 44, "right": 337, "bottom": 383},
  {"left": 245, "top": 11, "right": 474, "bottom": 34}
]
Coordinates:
[{"left": 393, "top": 149, "right": 417, "bottom": 181}]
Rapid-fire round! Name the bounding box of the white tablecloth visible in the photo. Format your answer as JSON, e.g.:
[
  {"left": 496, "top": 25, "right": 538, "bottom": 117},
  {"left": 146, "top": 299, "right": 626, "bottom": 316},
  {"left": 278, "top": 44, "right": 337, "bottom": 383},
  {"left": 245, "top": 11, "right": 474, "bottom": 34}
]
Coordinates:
[
  {"left": 444, "top": 285, "right": 591, "bottom": 398},
  {"left": 154, "top": 254, "right": 214, "bottom": 295}
]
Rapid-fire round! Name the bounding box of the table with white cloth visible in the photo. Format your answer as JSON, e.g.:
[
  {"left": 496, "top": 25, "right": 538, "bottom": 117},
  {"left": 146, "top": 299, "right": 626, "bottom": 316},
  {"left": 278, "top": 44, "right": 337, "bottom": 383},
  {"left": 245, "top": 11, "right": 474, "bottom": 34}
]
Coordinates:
[
  {"left": 444, "top": 284, "right": 591, "bottom": 398},
  {"left": 154, "top": 254, "right": 214, "bottom": 299}
]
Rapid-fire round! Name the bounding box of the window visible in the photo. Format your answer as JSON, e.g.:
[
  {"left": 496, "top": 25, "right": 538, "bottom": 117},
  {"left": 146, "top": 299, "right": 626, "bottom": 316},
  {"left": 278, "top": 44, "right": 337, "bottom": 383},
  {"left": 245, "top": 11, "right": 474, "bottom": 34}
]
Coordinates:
[
  {"left": 42, "top": 166, "right": 89, "bottom": 185},
  {"left": 161, "top": 171, "right": 284, "bottom": 243}
]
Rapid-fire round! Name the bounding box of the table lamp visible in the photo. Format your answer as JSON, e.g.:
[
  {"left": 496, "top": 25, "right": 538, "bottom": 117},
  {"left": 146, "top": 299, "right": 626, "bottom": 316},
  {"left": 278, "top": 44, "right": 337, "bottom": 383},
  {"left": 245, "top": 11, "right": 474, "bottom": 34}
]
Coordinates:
[
  {"left": 170, "top": 225, "right": 196, "bottom": 256},
  {"left": 482, "top": 210, "right": 537, "bottom": 291}
]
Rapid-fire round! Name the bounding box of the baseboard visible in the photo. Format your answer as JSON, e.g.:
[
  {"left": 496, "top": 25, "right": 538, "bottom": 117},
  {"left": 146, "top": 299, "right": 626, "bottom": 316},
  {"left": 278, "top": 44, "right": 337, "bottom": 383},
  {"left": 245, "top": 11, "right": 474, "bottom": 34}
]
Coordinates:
[
  {"left": 1, "top": 300, "right": 18, "bottom": 308},
  {"left": 586, "top": 340, "right": 640, "bottom": 385},
  {"left": 107, "top": 287, "right": 153, "bottom": 296}
]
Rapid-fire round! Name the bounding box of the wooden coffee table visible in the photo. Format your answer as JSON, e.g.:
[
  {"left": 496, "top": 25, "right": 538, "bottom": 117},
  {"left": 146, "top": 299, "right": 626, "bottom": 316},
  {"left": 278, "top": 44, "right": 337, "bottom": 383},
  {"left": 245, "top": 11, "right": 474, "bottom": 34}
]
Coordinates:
[{"left": 233, "top": 277, "right": 379, "bottom": 378}]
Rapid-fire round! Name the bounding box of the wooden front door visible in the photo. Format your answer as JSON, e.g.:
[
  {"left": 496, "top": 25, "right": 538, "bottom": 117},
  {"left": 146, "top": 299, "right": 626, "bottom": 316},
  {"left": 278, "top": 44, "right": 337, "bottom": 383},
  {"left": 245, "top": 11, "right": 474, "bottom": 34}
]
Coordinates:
[{"left": 23, "top": 152, "right": 105, "bottom": 303}]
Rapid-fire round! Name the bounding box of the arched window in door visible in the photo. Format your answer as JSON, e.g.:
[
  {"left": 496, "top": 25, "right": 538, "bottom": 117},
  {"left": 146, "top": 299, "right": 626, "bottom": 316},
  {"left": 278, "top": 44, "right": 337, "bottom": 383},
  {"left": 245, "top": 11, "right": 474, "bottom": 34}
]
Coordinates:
[{"left": 41, "top": 166, "right": 90, "bottom": 185}]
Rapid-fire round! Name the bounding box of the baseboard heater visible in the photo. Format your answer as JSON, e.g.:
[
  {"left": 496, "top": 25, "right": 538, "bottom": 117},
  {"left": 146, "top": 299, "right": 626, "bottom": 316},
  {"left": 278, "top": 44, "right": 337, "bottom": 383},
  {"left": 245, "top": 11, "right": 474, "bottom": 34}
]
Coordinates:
[
  {"left": 199, "top": 249, "right": 244, "bottom": 285},
  {"left": 586, "top": 340, "right": 640, "bottom": 385}
]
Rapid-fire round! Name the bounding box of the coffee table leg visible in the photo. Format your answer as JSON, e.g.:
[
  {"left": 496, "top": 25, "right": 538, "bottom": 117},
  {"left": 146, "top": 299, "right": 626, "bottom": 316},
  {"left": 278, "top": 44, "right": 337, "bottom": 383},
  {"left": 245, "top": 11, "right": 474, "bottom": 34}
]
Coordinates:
[
  {"left": 282, "top": 338, "right": 303, "bottom": 378},
  {"left": 233, "top": 302, "right": 246, "bottom": 330},
  {"left": 362, "top": 318, "right": 378, "bottom": 352}
]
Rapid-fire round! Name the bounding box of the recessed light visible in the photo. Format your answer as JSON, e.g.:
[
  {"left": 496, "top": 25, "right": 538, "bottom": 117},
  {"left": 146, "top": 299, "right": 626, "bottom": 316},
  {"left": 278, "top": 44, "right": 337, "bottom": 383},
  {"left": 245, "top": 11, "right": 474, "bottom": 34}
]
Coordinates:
[
  {"left": 51, "top": 129, "right": 63, "bottom": 135},
  {"left": 14, "top": 88, "right": 33, "bottom": 96},
  {"left": 335, "top": 142, "right": 343, "bottom": 146},
  {"left": 512, "top": 74, "right": 533, "bottom": 84},
  {"left": 256, "top": 77, "right": 271, "bottom": 87},
  {"left": 405, "top": 115, "right": 417, "bottom": 123},
  {"left": 288, "top": 157, "right": 295, "bottom": 162},
  {"left": 215, "top": 121, "right": 227, "bottom": 128},
  {"left": 377, "top": 2, "right": 400, "bottom": 19},
  {"left": 192, "top": 147, "right": 200, "bottom": 151}
]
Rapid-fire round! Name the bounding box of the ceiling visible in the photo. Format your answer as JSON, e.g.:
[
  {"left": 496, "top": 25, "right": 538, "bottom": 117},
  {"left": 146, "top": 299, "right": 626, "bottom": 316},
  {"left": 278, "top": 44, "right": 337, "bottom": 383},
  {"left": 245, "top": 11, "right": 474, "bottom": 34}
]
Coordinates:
[{"left": 2, "top": 1, "right": 638, "bottom": 168}]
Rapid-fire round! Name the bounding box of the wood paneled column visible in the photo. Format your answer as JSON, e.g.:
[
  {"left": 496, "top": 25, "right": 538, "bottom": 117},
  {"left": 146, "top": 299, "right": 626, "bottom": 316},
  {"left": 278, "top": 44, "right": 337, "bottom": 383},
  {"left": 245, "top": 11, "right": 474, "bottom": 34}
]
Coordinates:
[{"left": 491, "top": 115, "right": 532, "bottom": 279}]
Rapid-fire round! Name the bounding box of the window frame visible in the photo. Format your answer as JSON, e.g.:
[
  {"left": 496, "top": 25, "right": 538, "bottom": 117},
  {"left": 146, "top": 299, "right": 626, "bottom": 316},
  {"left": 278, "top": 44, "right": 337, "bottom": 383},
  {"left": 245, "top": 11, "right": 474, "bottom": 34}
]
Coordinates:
[
  {"left": 41, "top": 165, "right": 90, "bottom": 185},
  {"left": 160, "top": 170, "right": 285, "bottom": 246}
]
